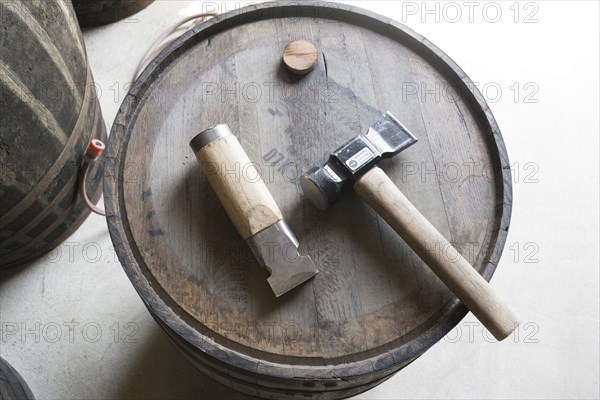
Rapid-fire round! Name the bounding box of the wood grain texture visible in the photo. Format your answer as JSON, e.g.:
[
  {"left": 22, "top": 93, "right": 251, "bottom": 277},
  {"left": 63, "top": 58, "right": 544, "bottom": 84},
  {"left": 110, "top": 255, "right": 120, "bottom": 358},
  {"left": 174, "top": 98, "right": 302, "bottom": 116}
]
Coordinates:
[
  {"left": 195, "top": 135, "right": 283, "bottom": 239},
  {"left": 104, "top": 2, "right": 513, "bottom": 398},
  {"left": 355, "top": 166, "right": 520, "bottom": 340},
  {"left": 0, "top": 0, "right": 106, "bottom": 268},
  {"left": 71, "top": 0, "right": 153, "bottom": 27},
  {"left": 0, "top": 357, "right": 35, "bottom": 400}
]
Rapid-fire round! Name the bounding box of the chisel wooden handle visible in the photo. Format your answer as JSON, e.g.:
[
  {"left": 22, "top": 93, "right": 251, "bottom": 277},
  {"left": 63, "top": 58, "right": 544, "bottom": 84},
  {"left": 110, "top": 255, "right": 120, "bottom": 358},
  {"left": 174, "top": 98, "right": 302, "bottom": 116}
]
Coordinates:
[
  {"left": 354, "top": 166, "right": 521, "bottom": 341},
  {"left": 191, "top": 125, "right": 282, "bottom": 239},
  {"left": 190, "top": 125, "right": 318, "bottom": 297}
]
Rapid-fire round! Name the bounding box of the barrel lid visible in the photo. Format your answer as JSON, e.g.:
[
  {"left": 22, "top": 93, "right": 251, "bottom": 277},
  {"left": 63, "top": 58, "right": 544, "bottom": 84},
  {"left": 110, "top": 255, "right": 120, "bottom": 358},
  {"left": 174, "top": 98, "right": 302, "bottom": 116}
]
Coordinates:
[{"left": 104, "top": 1, "right": 511, "bottom": 389}]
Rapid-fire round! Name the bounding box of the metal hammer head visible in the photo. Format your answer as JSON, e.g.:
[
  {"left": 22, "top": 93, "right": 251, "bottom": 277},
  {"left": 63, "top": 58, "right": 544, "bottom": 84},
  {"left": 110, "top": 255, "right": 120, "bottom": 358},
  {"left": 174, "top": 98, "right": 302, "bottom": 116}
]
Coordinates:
[{"left": 300, "top": 112, "right": 417, "bottom": 210}]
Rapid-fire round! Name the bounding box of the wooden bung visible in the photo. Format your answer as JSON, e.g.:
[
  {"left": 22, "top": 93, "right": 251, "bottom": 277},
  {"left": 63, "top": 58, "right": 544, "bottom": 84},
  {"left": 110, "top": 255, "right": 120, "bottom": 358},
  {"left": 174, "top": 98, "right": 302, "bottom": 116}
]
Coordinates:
[{"left": 282, "top": 40, "right": 318, "bottom": 75}]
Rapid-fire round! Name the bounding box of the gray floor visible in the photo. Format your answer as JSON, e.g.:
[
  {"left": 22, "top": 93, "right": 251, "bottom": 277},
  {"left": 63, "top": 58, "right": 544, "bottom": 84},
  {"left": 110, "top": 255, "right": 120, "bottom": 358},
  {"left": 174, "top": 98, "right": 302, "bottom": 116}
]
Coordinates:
[{"left": 1, "top": 1, "right": 598, "bottom": 399}]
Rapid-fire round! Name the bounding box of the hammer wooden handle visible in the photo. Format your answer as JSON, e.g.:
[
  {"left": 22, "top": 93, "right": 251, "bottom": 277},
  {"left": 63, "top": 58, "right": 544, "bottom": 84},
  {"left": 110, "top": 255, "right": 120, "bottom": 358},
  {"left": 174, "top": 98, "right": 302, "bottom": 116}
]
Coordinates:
[
  {"left": 354, "top": 166, "right": 520, "bottom": 341},
  {"left": 194, "top": 134, "right": 282, "bottom": 239}
]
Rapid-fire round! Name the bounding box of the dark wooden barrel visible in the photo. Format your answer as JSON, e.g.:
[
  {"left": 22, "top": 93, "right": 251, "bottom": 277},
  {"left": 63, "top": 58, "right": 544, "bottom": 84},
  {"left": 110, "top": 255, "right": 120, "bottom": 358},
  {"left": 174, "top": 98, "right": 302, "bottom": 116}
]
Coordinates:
[
  {"left": 71, "top": 0, "right": 154, "bottom": 27},
  {"left": 104, "top": 2, "right": 512, "bottom": 398},
  {"left": 0, "top": 0, "right": 106, "bottom": 268},
  {"left": 0, "top": 357, "right": 35, "bottom": 400}
]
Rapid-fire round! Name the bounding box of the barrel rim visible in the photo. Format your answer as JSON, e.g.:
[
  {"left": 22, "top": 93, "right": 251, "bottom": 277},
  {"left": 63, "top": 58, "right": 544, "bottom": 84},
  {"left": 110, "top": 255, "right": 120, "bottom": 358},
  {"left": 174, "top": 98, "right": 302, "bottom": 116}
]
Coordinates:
[{"left": 104, "top": 0, "right": 512, "bottom": 384}]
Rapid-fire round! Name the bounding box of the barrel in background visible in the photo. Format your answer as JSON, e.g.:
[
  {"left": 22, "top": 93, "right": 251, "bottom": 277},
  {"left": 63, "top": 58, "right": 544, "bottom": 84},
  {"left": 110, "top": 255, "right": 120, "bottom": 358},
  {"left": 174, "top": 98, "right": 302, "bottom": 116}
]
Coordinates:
[
  {"left": 0, "top": 0, "right": 106, "bottom": 268},
  {"left": 71, "top": 0, "right": 153, "bottom": 27},
  {"left": 0, "top": 357, "right": 35, "bottom": 400}
]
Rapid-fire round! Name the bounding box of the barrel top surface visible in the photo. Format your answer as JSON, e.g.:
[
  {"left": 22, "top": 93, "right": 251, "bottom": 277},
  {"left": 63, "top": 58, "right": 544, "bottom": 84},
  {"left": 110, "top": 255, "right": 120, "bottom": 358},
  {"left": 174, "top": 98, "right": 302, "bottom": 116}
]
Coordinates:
[{"left": 105, "top": 1, "right": 511, "bottom": 378}]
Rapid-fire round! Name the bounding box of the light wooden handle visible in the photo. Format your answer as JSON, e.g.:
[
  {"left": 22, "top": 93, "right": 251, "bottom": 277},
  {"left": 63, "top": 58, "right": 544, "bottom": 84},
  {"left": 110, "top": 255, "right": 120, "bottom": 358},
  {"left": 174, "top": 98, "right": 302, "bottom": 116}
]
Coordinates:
[
  {"left": 354, "top": 167, "right": 520, "bottom": 341},
  {"left": 195, "top": 134, "right": 282, "bottom": 239}
]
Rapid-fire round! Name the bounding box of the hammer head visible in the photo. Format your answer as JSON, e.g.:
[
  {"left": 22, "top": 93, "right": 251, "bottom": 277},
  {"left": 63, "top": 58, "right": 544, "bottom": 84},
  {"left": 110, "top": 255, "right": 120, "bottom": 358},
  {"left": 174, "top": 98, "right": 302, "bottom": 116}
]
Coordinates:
[{"left": 300, "top": 112, "right": 417, "bottom": 210}]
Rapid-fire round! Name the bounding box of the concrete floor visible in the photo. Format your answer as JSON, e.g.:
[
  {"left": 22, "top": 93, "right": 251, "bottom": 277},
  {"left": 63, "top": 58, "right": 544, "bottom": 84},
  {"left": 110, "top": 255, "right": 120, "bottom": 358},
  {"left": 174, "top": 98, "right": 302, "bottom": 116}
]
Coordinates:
[{"left": 1, "top": 1, "right": 598, "bottom": 399}]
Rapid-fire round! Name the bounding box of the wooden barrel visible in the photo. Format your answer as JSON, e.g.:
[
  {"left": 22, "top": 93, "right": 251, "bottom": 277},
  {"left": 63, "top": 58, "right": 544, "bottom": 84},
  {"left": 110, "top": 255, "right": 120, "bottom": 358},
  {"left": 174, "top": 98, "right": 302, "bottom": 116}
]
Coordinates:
[
  {"left": 71, "top": 0, "right": 154, "bottom": 27},
  {"left": 104, "top": 2, "right": 512, "bottom": 398},
  {"left": 0, "top": 0, "right": 106, "bottom": 268},
  {"left": 0, "top": 357, "right": 35, "bottom": 400}
]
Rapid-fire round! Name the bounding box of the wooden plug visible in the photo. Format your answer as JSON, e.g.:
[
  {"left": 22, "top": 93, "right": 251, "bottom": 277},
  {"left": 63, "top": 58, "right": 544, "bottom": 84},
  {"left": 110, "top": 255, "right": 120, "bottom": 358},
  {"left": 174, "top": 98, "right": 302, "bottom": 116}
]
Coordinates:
[{"left": 282, "top": 40, "right": 318, "bottom": 75}]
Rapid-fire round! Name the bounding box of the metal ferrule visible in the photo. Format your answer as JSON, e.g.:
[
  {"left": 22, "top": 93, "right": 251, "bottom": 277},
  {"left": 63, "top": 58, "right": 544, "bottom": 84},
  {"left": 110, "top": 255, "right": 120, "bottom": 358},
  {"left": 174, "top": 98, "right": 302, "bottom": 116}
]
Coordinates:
[
  {"left": 190, "top": 124, "right": 233, "bottom": 153},
  {"left": 83, "top": 153, "right": 98, "bottom": 165}
]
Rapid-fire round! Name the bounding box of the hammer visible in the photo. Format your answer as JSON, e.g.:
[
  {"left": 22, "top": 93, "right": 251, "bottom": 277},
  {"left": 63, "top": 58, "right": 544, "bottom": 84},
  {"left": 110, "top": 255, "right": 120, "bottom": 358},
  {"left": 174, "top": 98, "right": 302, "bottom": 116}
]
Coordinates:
[
  {"left": 300, "top": 112, "right": 520, "bottom": 340},
  {"left": 190, "top": 125, "right": 318, "bottom": 297}
]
